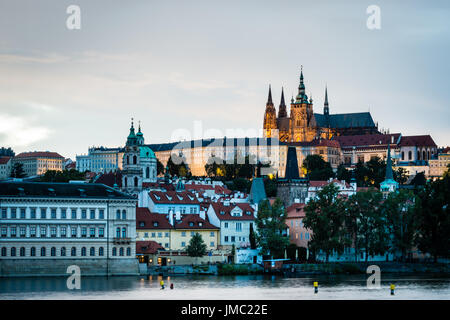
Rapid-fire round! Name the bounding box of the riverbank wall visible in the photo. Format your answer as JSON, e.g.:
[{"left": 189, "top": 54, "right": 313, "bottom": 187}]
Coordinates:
[{"left": 0, "top": 258, "right": 139, "bottom": 277}]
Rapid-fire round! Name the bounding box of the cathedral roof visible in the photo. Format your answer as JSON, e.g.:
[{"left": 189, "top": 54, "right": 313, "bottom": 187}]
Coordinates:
[
  {"left": 314, "top": 112, "right": 376, "bottom": 129},
  {"left": 140, "top": 146, "right": 155, "bottom": 159}
]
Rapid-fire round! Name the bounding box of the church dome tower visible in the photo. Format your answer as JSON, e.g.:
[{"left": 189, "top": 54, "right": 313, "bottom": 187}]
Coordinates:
[{"left": 263, "top": 85, "right": 277, "bottom": 138}]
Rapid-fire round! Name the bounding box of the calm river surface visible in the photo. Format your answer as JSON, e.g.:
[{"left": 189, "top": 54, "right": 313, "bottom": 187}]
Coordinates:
[{"left": 1, "top": 274, "right": 449, "bottom": 300}]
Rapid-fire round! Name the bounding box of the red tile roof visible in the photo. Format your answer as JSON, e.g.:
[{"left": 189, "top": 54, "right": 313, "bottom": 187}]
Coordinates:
[
  {"left": 185, "top": 184, "right": 214, "bottom": 191},
  {"left": 136, "top": 241, "right": 164, "bottom": 254},
  {"left": 136, "top": 207, "right": 173, "bottom": 229},
  {"left": 0, "top": 157, "right": 11, "bottom": 165},
  {"left": 175, "top": 214, "right": 218, "bottom": 230},
  {"left": 142, "top": 182, "right": 175, "bottom": 191},
  {"left": 335, "top": 133, "right": 401, "bottom": 149},
  {"left": 209, "top": 202, "right": 255, "bottom": 221},
  {"left": 15, "top": 151, "right": 64, "bottom": 159},
  {"left": 399, "top": 135, "right": 437, "bottom": 147},
  {"left": 286, "top": 203, "right": 306, "bottom": 218},
  {"left": 96, "top": 171, "right": 122, "bottom": 188},
  {"left": 149, "top": 190, "right": 200, "bottom": 204}
]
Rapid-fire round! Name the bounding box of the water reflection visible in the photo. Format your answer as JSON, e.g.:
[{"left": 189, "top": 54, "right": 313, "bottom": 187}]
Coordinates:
[{"left": 0, "top": 274, "right": 449, "bottom": 300}]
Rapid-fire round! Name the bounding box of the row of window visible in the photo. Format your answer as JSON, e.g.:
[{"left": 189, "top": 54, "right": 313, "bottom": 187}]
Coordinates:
[
  {"left": 0, "top": 246, "right": 131, "bottom": 257},
  {"left": 1, "top": 207, "right": 107, "bottom": 220},
  {"left": 224, "top": 236, "right": 245, "bottom": 243},
  {"left": 223, "top": 222, "right": 245, "bottom": 231},
  {"left": 293, "top": 232, "right": 310, "bottom": 240},
  {"left": 1, "top": 225, "right": 106, "bottom": 238}
]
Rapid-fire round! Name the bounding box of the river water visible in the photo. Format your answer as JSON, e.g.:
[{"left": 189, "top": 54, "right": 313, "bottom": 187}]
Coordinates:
[{"left": 0, "top": 274, "right": 449, "bottom": 300}]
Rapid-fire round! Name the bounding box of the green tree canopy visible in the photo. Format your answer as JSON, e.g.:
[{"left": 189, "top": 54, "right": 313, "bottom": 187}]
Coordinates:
[
  {"left": 303, "top": 184, "right": 347, "bottom": 262},
  {"left": 167, "top": 152, "right": 191, "bottom": 178},
  {"left": 186, "top": 232, "right": 207, "bottom": 258},
  {"left": 10, "top": 162, "right": 26, "bottom": 178},
  {"left": 40, "top": 169, "right": 84, "bottom": 182},
  {"left": 302, "top": 154, "right": 334, "bottom": 180},
  {"left": 414, "top": 176, "right": 450, "bottom": 262},
  {"left": 255, "top": 198, "right": 289, "bottom": 258},
  {"left": 156, "top": 158, "right": 165, "bottom": 176}
]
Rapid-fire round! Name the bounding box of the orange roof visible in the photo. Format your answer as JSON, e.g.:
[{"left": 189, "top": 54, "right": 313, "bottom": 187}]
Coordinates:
[
  {"left": 136, "top": 241, "right": 164, "bottom": 254},
  {"left": 209, "top": 202, "right": 255, "bottom": 221},
  {"left": 15, "top": 151, "right": 64, "bottom": 159},
  {"left": 136, "top": 207, "right": 173, "bottom": 229},
  {"left": 175, "top": 214, "right": 218, "bottom": 230}
]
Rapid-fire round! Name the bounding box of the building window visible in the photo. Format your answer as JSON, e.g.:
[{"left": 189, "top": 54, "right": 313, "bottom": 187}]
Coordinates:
[
  {"left": 81, "top": 247, "right": 86, "bottom": 256},
  {"left": 20, "top": 247, "right": 25, "bottom": 256},
  {"left": 81, "top": 209, "right": 87, "bottom": 219},
  {"left": 11, "top": 247, "right": 16, "bottom": 257},
  {"left": 122, "top": 210, "right": 126, "bottom": 220},
  {"left": 224, "top": 223, "right": 228, "bottom": 228},
  {"left": 10, "top": 227, "right": 16, "bottom": 237},
  {"left": 1, "top": 208, "right": 6, "bottom": 219},
  {"left": 236, "top": 223, "right": 242, "bottom": 232},
  {"left": 99, "top": 209, "right": 104, "bottom": 219},
  {"left": 116, "top": 210, "right": 121, "bottom": 220},
  {"left": 81, "top": 227, "right": 87, "bottom": 237},
  {"left": 51, "top": 247, "right": 56, "bottom": 257},
  {"left": 40, "top": 247, "right": 46, "bottom": 257},
  {"left": 122, "top": 228, "right": 127, "bottom": 238},
  {"left": 210, "top": 242, "right": 214, "bottom": 247},
  {"left": 61, "top": 247, "right": 66, "bottom": 256},
  {"left": 30, "top": 208, "right": 36, "bottom": 219},
  {"left": 71, "top": 209, "right": 77, "bottom": 219},
  {"left": 40, "top": 226, "right": 46, "bottom": 237},
  {"left": 134, "top": 176, "right": 138, "bottom": 187},
  {"left": 20, "top": 226, "right": 26, "bottom": 237},
  {"left": 231, "top": 236, "right": 235, "bottom": 242},
  {"left": 31, "top": 247, "right": 36, "bottom": 256},
  {"left": 119, "top": 247, "right": 124, "bottom": 256},
  {"left": 51, "top": 227, "right": 57, "bottom": 237},
  {"left": 181, "top": 231, "right": 186, "bottom": 237},
  {"left": 224, "top": 236, "right": 229, "bottom": 242},
  {"left": 61, "top": 227, "right": 66, "bottom": 237},
  {"left": 165, "top": 232, "right": 169, "bottom": 238},
  {"left": 40, "top": 208, "right": 46, "bottom": 219},
  {"left": 11, "top": 208, "right": 16, "bottom": 219},
  {"left": 71, "top": 227, "right": 77, "bottom": 237},
  {"left": 99, "top": 247, "right": 104, "bottom": 256},
  {"left": 90, "top": 210, "right": 95, "bottom": 219},
  {"left": 181, "top": 242, "right": 186, "bottom": 247},
  {"left": 112, "top": 247, "right": 117, "bottom": 256},
  {"left": 99, "top": 228, "right": 104, "bottom": 237},
  {"left": 1, "top": 247, "right": 6, "bottom": 256},
  {"left": 126, "top": 247, "right": 131, "bottom": 256},
  {"left": 89, "top": 228, "right": 95, "bottom": 237},
  {"left": 61, "top": 208, "right": 67, "bottom": 219},
  {"left": 116, "top": 227, "right": 120, "bottom": 238},
  {"left": 20, "top": 208, "right": 26, "bottom": 219},
  {"left": 90, "top": 247, "right": 95, "bottom": 256},
  {"left": 51, "top": 208, "right": 57, "bottom": 219},
  {"left": 210, "top": 232, "right": 214, "bottom": 237},
  {"left": 30, "top": 226, "right": 36, "bottom": 237}
]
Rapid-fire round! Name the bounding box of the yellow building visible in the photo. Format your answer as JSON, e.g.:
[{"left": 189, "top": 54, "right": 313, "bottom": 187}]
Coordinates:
[
  {"left": 12, "top": 151, "right": 64, "bottom": 176},
  {"left": 429, "top": 148, "right": 450, "bottom": 179}
]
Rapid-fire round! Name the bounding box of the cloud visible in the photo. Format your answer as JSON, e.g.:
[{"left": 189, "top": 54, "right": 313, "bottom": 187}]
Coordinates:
[
  {"left": 0, "top": 114, "right": 51, "bottom": 147},
  {"left": 168, "top": 72, "right": 232, "bottom": 91}
]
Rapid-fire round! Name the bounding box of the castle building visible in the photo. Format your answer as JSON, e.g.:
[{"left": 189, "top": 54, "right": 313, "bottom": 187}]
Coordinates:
[
  {"left": 263, "top": 68, "right": 379, "bottom": 142},
  {"left": 122, "top": 120, "right": 157, "bottom": 193}
]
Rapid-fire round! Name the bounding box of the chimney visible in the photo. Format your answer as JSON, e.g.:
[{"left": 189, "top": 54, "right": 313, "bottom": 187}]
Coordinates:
[
  {"left": 224, "top": 200, "right": 230, "bottom": 206},
  {"left": 391, "top": 135, "right": 394, "bottom": 144},
  {"left": 175, "top": 211, "right": 181, "bottom": 221},
  {"left": 169, "top": 211, "right": 174, "bottom": 226},
  {"left": 199, "top": 210, "right": 206, "bottom": 220}
]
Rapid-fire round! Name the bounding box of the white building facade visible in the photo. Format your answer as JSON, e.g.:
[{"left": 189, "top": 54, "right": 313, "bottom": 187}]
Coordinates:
[{"left": 0, "top": 181, "right": 138, "bottom": 276}]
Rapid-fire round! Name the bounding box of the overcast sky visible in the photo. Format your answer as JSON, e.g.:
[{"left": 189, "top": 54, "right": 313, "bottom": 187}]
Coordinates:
[{"left": 0, "top": 0, "right": 449, "bottom": 160}]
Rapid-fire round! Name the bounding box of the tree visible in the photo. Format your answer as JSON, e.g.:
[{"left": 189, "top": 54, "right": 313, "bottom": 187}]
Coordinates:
[
  {"left": 365, "top": 156, "right": 385, "bottom": 187},
  {"left": 156, "top": 158, "right": 165, "bottom": 176},
  {"left": 394, "top": 167, "right": 408, "bottom": 185},
  {"left": 167, "top": 152, "right": 191, "bottom": 177},
  {"left": 205, "top": 154, "right": 225, "bottom": 178},
  {"left": 410, "top": 172, "right": 426, "bottom": 187},
  {"left": 302, "top": 154, "right": 334, "bottom": 180},
  {"left": 383, "top": 189, "right": 416, "bottom": 262},
  {"left": 0, "top": 147, "right": 15, "bottom": 157},
  {"left": 255, "top": 198, "right": 289, "bottom": 258},
  {"left": 414, "top": 177, "right": 450, "bottom": 262},
  {"left": 249, "top": 223, "right": 257, "bottom": 249},
  {"left": 186, "top": 232, "right": 207, "bottom": 263},
  {"left": 346, "top": 189, "right": 389, "bottom": 262},
  {"left": 303, "top": 184, "right": 347, "bottom": 262},
  {"left": 10, "top": 162, "right": 26, "bottom": 178},
  {"left": 40, "top": 169, "right": 84, "bottom": 182},
  {"left": 263, "top": 177, "right": 277, "bottom": 197},
  {"left": 336, "top": 164, "right": 352, "bottom": 183}
]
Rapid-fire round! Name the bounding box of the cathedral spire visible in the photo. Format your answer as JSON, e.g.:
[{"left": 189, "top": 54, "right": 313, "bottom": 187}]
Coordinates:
[
  {"left": 324, "top": 86, "right": 329, "bottom": 116},
  {"left": 278, "top": 86, "right": 287, "bottom": 118},
  {"left": 266, "top": 84, "right": 273, "bottom": 106}
]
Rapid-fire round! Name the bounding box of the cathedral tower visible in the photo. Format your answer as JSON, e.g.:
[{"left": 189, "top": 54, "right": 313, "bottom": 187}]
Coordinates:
[{"left": 263, "top": 85, "right": 277, "bottom": 138}]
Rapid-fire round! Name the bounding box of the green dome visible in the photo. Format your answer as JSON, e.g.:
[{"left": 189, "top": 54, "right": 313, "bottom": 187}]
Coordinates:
[{"left": 140, "top": 146, "right": 155, "bottom": 159}]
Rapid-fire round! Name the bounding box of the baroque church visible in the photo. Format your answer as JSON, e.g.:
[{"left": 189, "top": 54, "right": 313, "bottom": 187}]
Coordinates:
[
  {"left": 122, "top": 120, "right": 157, "bottom": 192},
  {"left": 263, "top": 68, "right": 379, "bottom": 142}
]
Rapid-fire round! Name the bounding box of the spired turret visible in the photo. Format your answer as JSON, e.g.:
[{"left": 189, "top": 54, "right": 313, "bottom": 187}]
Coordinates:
[{"left": 263, "top": 85, "right": 278, "bottom": 138}]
